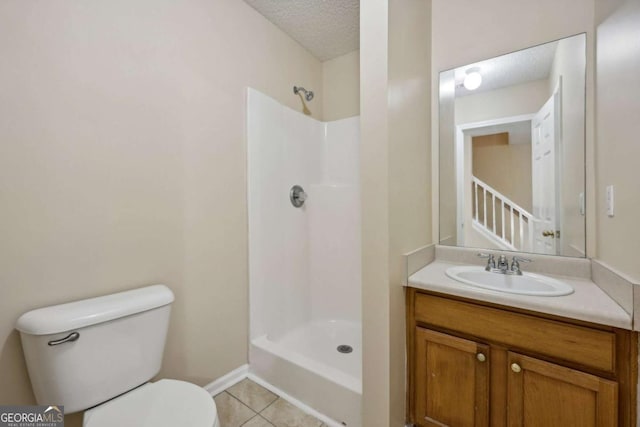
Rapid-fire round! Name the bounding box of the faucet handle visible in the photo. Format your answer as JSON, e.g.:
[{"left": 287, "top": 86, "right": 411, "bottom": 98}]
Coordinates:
[
  {"left": 510, "top": 256, "right": 532, "bottom": 274},
  {"left": 477, "top": 253, "right": 495, "bottom": 270}
]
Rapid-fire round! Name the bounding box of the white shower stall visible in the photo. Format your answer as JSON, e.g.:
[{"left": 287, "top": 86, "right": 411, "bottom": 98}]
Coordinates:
[{"left": 247, "top": 88, "right": 361, "bottom": 426}]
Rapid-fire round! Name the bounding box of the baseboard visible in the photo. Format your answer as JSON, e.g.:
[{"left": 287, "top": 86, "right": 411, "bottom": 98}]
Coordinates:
[
  {"left": 247, "top": 373, "right": 345, "bottom": 427},
  {"left": 203, "top": 365, "right": 344, "bottom": 427},
  {"left": 203, "top": 364, "right": 249, "bottom": 397}
]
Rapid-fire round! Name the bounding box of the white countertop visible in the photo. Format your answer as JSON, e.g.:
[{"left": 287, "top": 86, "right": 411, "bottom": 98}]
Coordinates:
[{"left": 408, "top": 260, "right": 632, "bottom": 330}]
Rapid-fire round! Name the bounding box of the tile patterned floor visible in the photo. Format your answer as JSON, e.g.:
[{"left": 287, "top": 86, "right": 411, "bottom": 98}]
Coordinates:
[{"left": 213, "top": 378, "right": 329, "bottom": 427}]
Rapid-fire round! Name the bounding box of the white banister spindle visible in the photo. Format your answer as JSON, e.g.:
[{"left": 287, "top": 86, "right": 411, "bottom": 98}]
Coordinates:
[
  {"left": 474, "top": 182, "right": 478, "bottom": 222},
  {"left": 510, "top": 206, "right": 514, "bottom": 245},
  {"left": 519, "top": 213, "right": 524, "bottom": 248},
  {"left": 492, "top": 193, "right": 496, "bottom": 234},
  {"left": 528, "top": 219, "right": 534, "bottom": 251},
  {"left": 483, "top": 187, "right": 487, "bottom": 228},
  {"left": 501, "top": 199, "right": 505, "bottom": 239}
]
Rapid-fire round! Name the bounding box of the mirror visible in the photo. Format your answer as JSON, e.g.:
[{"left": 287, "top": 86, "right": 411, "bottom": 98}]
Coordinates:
[{"left": 439, "top": 34, "right": 586, "bottom": 257}]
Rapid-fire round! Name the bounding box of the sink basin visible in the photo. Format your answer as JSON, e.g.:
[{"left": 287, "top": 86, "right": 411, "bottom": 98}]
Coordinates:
[{"left": 445, "top": 266, "right": 574, "bottom": 296}]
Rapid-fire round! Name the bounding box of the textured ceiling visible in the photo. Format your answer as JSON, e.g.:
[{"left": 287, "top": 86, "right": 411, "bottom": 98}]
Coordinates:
[
  {"left": 454, "top": 41, "right": 559, "bottom": 97},
  {"left": 243, "top": 0, "right": 359, "bottom": 61}
]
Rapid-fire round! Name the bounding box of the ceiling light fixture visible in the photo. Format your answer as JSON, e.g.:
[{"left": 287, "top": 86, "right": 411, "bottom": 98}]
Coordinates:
[{"left": 463, "top": 67, "right": 482, "bottom": 90}]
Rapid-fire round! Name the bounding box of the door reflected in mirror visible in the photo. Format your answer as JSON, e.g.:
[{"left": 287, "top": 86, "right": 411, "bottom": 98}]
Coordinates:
[{"left": 439, "top": 34, "right": 586, "bottom": 257}]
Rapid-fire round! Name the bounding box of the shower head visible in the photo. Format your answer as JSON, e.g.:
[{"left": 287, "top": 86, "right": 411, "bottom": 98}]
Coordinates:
[
  {"left": 293, "top": 86, "right": 314, "bottom": 102},
  {"left": 293, "top": 85, "right": 313, "bottom": 116}
]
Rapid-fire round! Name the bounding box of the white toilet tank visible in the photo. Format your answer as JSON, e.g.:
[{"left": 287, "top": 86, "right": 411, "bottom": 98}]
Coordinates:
[{"left": 16, "top": 285, "right": 175, "bottom": 414}]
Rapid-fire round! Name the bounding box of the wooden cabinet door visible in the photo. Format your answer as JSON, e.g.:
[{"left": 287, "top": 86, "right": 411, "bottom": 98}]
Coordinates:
[
  {"left": 415, "top": 327, "right": 490, "bottom": 427},
  {"left": 507, "top": 352, "right": 618, "bottom": 427}
]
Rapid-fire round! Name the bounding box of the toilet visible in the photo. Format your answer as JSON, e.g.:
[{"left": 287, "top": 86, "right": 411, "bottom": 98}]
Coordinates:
[{"left": 16, "top": 285, "right": 219, "bottom": 427}]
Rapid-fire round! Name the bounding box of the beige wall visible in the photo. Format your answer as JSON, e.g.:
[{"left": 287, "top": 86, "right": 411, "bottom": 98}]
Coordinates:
[
  {"left": 595, "top": 0, "right": 640, "bottom": 282},
  {"left": 472, "top": 134, "right": 533, "bottom": 213},
  {"left": 361, "top": 0, "right": 432, "bottom": 425},
  {"left": 0, "top": 1, "right": 322, "bottom": 424},
  {"left": 323, "top": 50, "right": 360, "bottom": 121},
  {"left": 431, "top": 0, "right": 596, "bottom": 256},
  {"left": 360, "top": 0, "right": 390, "bottom": 425},
  {"left": 431, "top": 0, "right": 594, "bottom": 73},
  {"left": 388, "top": 0, "right": 432, "bottom": 424}
]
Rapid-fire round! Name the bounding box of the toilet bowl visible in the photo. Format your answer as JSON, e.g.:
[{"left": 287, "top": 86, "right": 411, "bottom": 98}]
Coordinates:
[{"left": 16, "top": 285, "right": 219, "bottom": 427}]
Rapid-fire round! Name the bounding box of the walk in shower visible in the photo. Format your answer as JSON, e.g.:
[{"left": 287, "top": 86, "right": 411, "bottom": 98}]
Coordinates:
[{"left": 247, "top": 88, "right": 361, "bottom": 426}]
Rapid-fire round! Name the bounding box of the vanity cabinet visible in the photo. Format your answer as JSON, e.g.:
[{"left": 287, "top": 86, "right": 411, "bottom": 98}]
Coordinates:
[
  {"left": 415, "top": 328, "right": 489, "bottom": 426},
  {"left": 506, "top": 352, "right": 617, "bottom": 426},
  {"left": 406, "top": 289, "right": 637, "bottom": 427},
  {"left": 414, "top": 328, "right": 489, "bottom": 426}
]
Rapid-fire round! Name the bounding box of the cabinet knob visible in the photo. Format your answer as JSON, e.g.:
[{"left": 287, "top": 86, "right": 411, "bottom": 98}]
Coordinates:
[
  {"left": 511, "top": 363, "right": 522, "bottom": 373},
  {"left": 476, "top": 353, "right": 486, "bottom": 362}
]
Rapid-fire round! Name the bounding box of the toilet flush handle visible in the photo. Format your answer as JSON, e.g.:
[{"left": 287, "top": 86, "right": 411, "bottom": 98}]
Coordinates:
[{"left": 48, "top": 331, "right": 80, "bottom": 346}]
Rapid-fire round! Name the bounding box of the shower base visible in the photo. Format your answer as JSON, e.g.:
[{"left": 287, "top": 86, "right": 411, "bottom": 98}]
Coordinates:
[{"left": 250, "top": 319, "right": 362, "bottom": 427}]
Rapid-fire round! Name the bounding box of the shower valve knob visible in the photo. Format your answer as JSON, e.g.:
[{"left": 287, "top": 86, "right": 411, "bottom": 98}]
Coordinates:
[{"left": 290, "top": 185, "right": 307, "bottom": 208}]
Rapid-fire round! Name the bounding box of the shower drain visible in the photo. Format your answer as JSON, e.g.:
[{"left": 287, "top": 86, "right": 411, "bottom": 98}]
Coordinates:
[{"left": 337, "top": 345, "right": 353, "bottom": 354}]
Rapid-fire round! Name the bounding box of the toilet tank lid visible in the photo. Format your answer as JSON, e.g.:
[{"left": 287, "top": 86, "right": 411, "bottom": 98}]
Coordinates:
[{"left": 16, "top": 285, "right": 175, "bottom": 335}]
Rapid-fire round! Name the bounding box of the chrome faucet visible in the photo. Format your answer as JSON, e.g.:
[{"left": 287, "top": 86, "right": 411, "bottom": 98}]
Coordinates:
[
  {"left": 477, "top": 253, "right": 532, "bottom": 275},
  {"left": 497, "top": 255, "right": 509, "bottom": 273}
]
